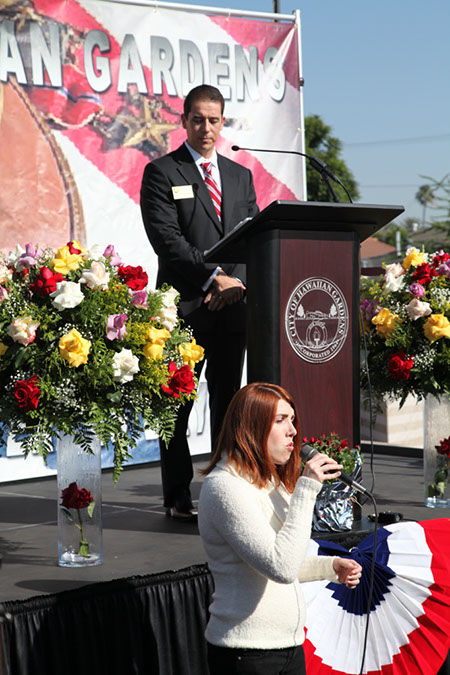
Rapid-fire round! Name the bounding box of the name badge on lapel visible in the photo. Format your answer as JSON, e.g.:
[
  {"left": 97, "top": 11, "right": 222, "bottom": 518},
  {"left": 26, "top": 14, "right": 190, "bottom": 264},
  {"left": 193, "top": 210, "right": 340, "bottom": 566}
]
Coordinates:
[{"left": 172, "top": 185, "right": 194, "bottom": 200}]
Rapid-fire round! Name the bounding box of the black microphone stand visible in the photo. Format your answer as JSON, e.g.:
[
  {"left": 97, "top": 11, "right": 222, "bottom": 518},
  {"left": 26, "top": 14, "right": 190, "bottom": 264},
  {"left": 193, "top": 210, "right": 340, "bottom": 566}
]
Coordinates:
[
  {"left": 307, "top": 156, "right": 341, "bottom": 203},
  {"left": 231, "top": 145, "right": 353, "bottom": 203}
]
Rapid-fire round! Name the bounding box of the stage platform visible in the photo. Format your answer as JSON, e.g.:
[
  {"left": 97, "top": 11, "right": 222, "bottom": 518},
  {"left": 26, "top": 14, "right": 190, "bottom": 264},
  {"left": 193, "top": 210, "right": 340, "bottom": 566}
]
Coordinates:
[{"left": 0, "top": 450, "right": 448, "bottom": 603}]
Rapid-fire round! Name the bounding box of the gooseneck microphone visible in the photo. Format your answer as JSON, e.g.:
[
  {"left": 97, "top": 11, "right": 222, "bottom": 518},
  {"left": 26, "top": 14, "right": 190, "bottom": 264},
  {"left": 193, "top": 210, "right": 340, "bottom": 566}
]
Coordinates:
[
  {"left": 300, "top": 443, "right": 370, "bottom": 496},
  {"left": 231, "top": 144, "right": 353, "bottom": 204}
]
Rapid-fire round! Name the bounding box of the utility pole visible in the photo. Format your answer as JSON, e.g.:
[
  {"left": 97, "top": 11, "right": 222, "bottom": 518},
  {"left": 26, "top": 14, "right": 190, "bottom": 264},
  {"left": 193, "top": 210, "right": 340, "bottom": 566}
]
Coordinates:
[{"left": 273, "top": 0, "right": 280, "bottom": 13}]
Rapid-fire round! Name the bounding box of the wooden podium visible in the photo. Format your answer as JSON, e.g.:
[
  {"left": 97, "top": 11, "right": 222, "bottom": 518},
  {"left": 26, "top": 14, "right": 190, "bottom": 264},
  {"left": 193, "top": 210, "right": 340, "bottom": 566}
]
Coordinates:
[{"left": 204, "top": 200, "right": 404, "bottom": 447}]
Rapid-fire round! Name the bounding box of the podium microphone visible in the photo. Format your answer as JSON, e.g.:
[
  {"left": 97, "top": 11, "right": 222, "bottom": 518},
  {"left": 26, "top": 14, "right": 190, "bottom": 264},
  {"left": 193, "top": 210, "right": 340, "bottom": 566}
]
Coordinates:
[
  {"left": 231, "top": 144, "right": 353, "bottom": 204},
  {"left": 300, "top": 443, "right": 371, "bottom": 496}
]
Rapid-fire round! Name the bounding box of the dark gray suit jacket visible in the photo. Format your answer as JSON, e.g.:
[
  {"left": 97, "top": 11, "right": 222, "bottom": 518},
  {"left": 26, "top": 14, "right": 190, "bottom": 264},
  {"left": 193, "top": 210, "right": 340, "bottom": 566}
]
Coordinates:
[{"left": 140, "top": 143, "right": 259, "bottom": 318}]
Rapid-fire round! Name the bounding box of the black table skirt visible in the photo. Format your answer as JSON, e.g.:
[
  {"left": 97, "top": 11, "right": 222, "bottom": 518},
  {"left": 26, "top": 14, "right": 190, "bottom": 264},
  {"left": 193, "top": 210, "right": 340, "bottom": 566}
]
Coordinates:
[{"left": 1, "top": 557, "right": 449, "bottom": 675}]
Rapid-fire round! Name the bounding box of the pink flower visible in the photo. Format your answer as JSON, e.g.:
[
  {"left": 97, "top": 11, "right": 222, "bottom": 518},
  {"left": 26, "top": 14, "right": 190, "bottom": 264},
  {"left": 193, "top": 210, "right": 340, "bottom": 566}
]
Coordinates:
[
  {"left": 361, "top": 298, "right": 382, "bottom": 321},
  {"left": 106, "top": 314, "right": 128, "bottom": 340},
  {"left": 15, "top": 244, "right": 43, "bottom": 272},
  {"left": 103, "top": 245, "right": 122, "bottom": 266},
  {"left": 406, "top": 298, "right": 432, "bottom": 321},
  {"left": 439, "top": 262, "right": 450, "bottom": 278},
  {"left": 0, "top": 285, "right": 9, "bottom": 303},
  {"left": 131, "top": 290, "right": 149, "bottom": 309},
  {"left": 8, "top": 316, "right": 39, "bottom": 346},
  {"left": 409, "top": 283, "right": 425, "bottom": 297}
]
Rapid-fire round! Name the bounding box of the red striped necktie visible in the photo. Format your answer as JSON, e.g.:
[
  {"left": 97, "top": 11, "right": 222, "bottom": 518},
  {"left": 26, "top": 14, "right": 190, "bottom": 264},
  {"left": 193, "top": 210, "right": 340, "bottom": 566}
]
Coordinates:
[{"left": 201, "top": 161, "right": 221, "bottom": 220}]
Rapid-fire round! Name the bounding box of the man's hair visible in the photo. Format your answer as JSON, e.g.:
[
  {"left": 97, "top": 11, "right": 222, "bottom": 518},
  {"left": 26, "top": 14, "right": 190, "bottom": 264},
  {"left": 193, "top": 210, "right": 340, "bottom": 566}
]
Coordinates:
[
  {"left": 183, "top": 85, "right": 225, "bottom": 117},
  {"left": 201, "top": 382, "right": 302, "bottom": 492}
]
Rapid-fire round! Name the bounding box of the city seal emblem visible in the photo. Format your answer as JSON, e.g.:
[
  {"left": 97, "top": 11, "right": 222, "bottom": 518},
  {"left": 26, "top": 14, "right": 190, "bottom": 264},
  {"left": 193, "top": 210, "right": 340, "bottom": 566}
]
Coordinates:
[{"left": 285, "top": 277, "right": 349, "bottom": 363}]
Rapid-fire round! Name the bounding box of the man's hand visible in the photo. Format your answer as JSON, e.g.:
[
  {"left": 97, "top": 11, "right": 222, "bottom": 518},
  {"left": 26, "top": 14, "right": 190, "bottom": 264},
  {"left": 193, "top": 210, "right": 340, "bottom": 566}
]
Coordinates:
[{"left": 204, "top": 271, "right": 245, "bottom": 311}]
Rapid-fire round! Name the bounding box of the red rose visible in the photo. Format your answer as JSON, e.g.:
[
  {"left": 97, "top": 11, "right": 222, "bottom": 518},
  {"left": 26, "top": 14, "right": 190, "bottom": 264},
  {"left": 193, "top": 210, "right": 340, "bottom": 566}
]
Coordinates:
[
  {"left": 432, "top": 252, "right": 450, "bottom": 268},
  {"left": 161, "top": 362, "right": 195, "bottom": 398},
  {"left": 66, "top": 241, "right": 82, "bottom": 254},
  {"left": 60, "top": 481, "right": 94, "bottom": 509},
  {"left": 117, "top": 265, "right": 148, "bottom": 291},
  {"left": 30, "top": 266, "right": 64, "bottom": 296},
  {"left": 14, "top": 375, "right": 40, "bottom": 411},
  {"left": 436, "top": 437, "right": 450, "bottom": 457},
  {"left": 388, "top": 351, "right": 414, "bottom": 380},
  {"left": 411, "top": 263, "right": 436, "bottom": 286}
]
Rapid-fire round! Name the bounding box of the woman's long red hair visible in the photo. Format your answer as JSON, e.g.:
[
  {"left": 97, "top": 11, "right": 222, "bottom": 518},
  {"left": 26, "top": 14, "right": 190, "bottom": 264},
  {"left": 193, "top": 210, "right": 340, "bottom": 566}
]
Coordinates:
[{"left": 201, "top": 382, "right": 302, "bottom": 492}]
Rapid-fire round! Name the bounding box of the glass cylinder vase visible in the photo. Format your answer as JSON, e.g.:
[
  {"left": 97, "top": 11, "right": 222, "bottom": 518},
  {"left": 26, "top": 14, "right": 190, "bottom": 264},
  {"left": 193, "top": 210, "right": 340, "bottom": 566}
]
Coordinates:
[
  {"left": 424, "top": 395, "right": 450, "bottom": 508},
  {"left": 57, "top": 434, "right": 103, "bottom": 566}
]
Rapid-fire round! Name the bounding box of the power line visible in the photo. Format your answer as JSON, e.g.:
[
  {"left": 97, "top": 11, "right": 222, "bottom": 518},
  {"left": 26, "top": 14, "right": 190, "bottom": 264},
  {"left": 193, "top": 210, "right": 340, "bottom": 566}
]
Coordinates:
[
  {"left": 361, "top": 184, "right": 421, "bottom": 188},
  {"left": 344, "top": 133, "right": 450, "bottom": 147}
]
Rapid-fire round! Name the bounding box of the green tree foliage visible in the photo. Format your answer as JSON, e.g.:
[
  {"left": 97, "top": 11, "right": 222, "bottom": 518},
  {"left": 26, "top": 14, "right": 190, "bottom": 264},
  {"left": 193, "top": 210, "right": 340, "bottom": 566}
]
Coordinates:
[
  {"left": 304, "top": 115, "right": 360, "bottom": 203},
  {"left": 415, "top": 183, "right": 435, "bottom": 226}
]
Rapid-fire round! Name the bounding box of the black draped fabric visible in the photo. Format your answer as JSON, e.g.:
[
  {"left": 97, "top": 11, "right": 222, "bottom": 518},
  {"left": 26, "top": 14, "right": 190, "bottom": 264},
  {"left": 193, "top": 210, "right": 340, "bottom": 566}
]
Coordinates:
[
  {"left": 1, "top": 553, "right": 449, "bottom": 675},
  {"left": 1, "top": 564, "right": 213, "bottom": 675}
]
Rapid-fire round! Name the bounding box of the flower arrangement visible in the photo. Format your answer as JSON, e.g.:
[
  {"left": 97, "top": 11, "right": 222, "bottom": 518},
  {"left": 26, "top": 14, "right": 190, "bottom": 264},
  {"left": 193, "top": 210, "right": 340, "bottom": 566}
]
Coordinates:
[
  {"left": 427, "top": 436, "right": 450, "bottom": 500},
  {"left": 360, "top": 247, "right": 450, "bottom": 405},
  {"left": 0, "top": 241, "right": 204, "bottom": 481},
  {"left": 302, "top": 432, "right": 362, "bottom": 483},
  {"left": 60, "top": 481, "right": 95, "bottom": 557}
]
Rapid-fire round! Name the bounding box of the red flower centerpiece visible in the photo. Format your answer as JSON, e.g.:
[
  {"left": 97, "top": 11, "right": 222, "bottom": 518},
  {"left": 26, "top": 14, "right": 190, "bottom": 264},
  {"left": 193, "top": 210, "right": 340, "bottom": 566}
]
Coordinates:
[
  {"left": 301, "top": 432, "right": 363, "bottom": 532},
  {"left": 60, "top": 482, "right": 95, "bottom": 558}
]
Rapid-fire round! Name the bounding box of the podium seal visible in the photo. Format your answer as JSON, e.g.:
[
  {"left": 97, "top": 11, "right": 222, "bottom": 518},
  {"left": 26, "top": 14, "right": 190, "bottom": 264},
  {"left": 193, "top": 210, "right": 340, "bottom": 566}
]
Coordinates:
[{"left": 285, "top": 277, "right": 349, "bottom": 363}]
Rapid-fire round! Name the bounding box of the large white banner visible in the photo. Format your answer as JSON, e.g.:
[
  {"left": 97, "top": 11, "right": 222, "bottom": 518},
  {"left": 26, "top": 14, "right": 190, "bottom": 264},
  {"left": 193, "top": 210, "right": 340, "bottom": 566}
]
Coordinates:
[{"left": 0, "top": 0, "right": 304, "bottom": 479}]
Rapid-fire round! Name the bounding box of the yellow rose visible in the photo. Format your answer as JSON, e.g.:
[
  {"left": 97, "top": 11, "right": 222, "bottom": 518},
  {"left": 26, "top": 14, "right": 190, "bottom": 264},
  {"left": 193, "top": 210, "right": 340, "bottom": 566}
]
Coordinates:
[
  {"left": 371, "top": 308, "right": 402, "bottom": 338},
  {"left": 424, "top": 314, "right": 450, "bottom": 343},
  {"left": 146, "top": 326, "right": 171, "bottom": 345},
  {"left": 179, "top": 338, "right": 205, "bottom": 369},
  {"left": 143, "top": 326, "right": 170, "bottom": 360},
  {"left": 50, "top": 246, "right": 83, "bottom": 275},
  {"left": 402, "top": 247, "right": 426, "bottom": 270},
  {"left": 143, "top": 342, "right": 164, "bottom": 360},
  {"left": 0, "top": 340, "right": 8, "bottom": 357},
  {"left": 59, "top": 328, "right": 91, "bottom": 367}
]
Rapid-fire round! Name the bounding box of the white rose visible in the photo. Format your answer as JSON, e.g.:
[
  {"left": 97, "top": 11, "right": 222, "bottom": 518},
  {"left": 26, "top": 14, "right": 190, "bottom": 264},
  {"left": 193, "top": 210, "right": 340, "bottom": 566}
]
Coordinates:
[
  {"left": 7, "top": 244, "right": 25, "bottom": 265},
  {"left": 383, "top": 272, "right": 405, "bottom": 294},
  {"left": 384, "top": 262, "right": 404, "bottom": 278},
  {"left": 80, "top": 261, "right": 110, "bottom": 290},
  {"left": 50, "top": 281, "right": 85, "bottom": 310},
  {"left": 112, "top": 348, "right": 140, "bottom": 383},
  {"left": 87, "top": 244, "right": 104, "bottom": 261},
  {"left": 8, "top": 316, "right": 39, "bottom": 346},
  {"left": 158, "top": 287, "right": 179, "bottom": 331},
  {"left": 161, "top": 287, "right": 179, "bottom": 307},
  {"left": 0, "top": 263, "right": 12, "bottom": 284},
  {"left": 406, "top": 298, "right": 432, "bottom": 321},
  {"left": 160, "top": 305, "right": 178, "bottom": 332}
]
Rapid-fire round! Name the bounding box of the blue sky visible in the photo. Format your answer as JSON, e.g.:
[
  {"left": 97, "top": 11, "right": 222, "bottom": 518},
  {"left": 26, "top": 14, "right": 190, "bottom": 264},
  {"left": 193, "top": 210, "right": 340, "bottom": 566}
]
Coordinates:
[{"left": 168, "top": 0, "right": 449, "bottom": 226}]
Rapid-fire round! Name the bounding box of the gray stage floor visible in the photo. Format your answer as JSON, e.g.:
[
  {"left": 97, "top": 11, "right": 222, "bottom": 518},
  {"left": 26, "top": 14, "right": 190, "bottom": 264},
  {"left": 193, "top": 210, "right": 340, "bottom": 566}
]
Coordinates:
[{"left": 0, "top": 451, "right": 448, "bottom": 603}]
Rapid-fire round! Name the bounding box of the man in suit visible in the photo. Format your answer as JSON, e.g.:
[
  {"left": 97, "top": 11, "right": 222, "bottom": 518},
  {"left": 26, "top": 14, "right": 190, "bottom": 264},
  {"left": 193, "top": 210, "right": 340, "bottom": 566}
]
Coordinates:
[{"left": 140, "top": 84, "right": 258, "bottom": 520}]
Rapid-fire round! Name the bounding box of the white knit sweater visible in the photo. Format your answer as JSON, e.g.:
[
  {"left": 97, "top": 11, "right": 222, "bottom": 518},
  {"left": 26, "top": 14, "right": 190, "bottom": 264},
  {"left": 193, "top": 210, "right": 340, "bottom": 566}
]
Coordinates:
[{"left": 198, "top": 459, "right": 338, "bottom": 649}]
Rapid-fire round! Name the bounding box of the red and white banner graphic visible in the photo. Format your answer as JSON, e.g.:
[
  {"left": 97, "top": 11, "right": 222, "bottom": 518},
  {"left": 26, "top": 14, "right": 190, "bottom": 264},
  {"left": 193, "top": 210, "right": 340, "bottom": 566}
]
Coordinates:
[{"left": 0, "top": 0, "right": 304, "bottom": 283}]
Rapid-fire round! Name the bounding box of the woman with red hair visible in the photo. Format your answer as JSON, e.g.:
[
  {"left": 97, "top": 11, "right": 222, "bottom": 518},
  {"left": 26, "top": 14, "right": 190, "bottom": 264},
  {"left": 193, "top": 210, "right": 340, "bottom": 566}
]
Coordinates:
[{"left": 198, "top": 382, "right": 361, "bottom": 675}]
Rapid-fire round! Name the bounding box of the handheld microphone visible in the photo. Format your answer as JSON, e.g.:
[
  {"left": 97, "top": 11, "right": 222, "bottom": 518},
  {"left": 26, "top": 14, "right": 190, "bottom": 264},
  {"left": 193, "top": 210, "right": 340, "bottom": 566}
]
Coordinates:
[{"left": 300, "top": 443, "right": 370, "bottom": 496}]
